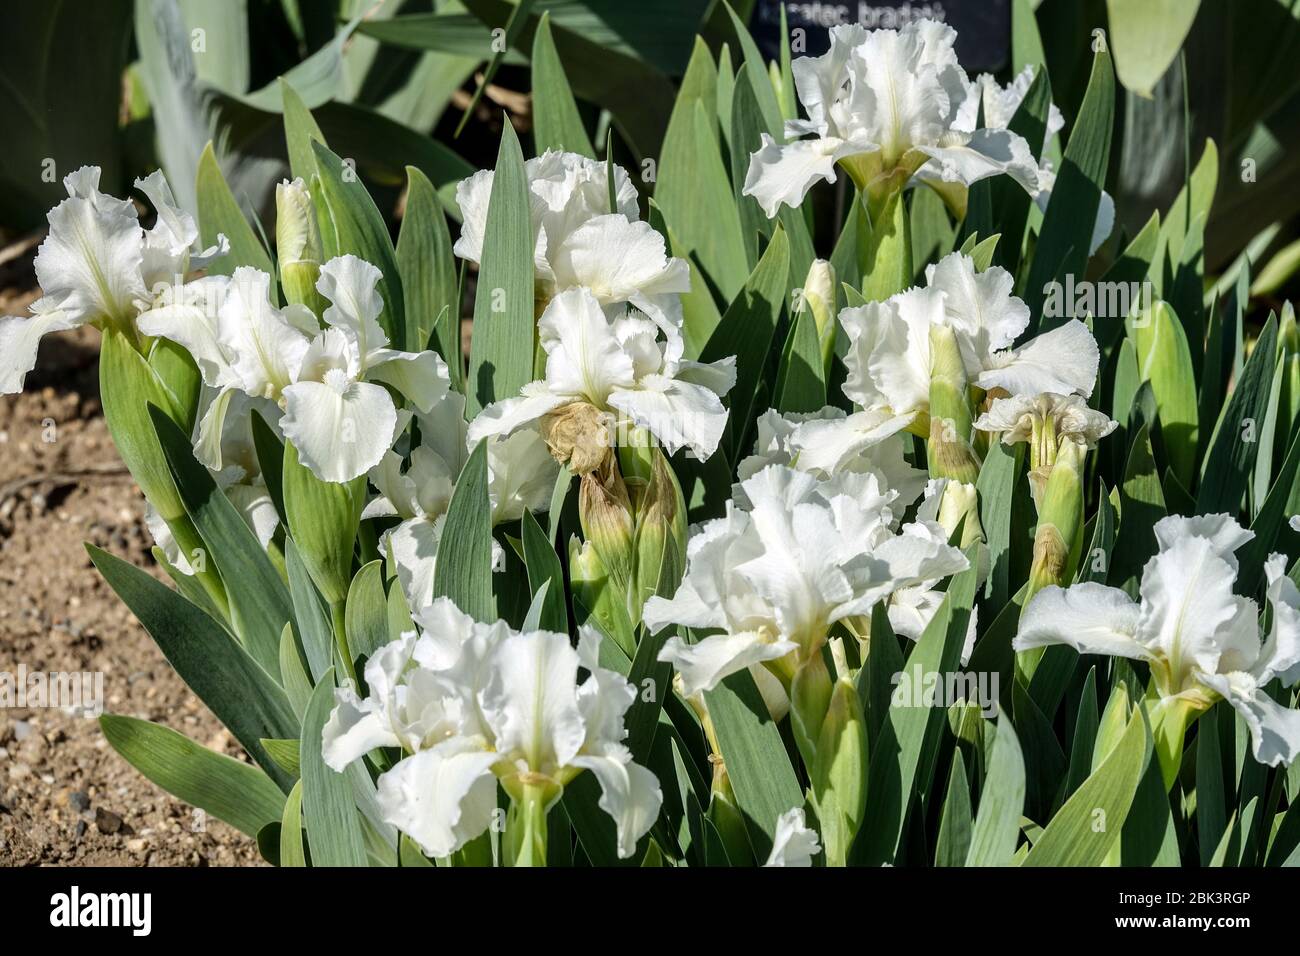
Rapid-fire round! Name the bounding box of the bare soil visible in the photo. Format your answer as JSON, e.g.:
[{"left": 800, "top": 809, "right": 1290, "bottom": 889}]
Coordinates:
[{"left": 0, "top": 265, "right": 261, "bottom": 866}]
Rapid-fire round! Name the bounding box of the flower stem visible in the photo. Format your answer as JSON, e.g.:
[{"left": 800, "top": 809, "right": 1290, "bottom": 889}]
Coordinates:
[{"left": 506, "top": 782, "right": 550, "bottom": 867}]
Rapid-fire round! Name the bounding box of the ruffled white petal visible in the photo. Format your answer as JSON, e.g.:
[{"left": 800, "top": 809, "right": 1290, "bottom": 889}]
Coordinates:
[
  {"left": 570, "top": 752, "right": 662, "bottom": 859},
  {"left": 764, "top": 807, "right": 821, "bottom": 866},
  {"left": 281, "top": 378, "right": 400, "bottom": 482},
  {"left": 376, "top": 741, "right": 500, "bottom": 857},
  {"left": 0, "top": 302, "right": 82, "bottom": 394},
  {"left": 1014, "top": 583, "right": 1148, "bottom": 659},
  {"left": 657, "top": 630, "right": 796, "bottom": 698}
]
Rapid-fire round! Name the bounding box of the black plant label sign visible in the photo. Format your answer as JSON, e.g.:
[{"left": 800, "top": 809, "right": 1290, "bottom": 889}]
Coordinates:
[{"left": 751, "top": 0, "right": 1011, "bottom": 75}]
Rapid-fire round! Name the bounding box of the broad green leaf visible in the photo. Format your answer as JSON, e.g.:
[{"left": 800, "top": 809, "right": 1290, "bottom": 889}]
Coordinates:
[
  {"left": 774, "top": 307, "right": 826, "bottom": 413},
  {"left": 310, "top": 140, "right": 406, "bottom": 349},
  {"left": 99, "top": 328, "right": 223, "bottom": 614},
  {"left": 0, "top": 1, "right": 132, "bottom": 227},
  {"left": 285, "top": 537, "right": 335, "bottom": 684},
  {"left": 466, "top": 123, "right": 535, "bottom": 415},
  {"left": 1198, "top": 314, "right": 1278, "bottom": 513},
  {"left": 859, "top": 190, "right": 913, "bottom": 303},
  {"left": 100, "top": 715, "right": 285, "bottom": 838},
  {"left": 936, "top": 757, "right": 973, "bottom": 866},
  {"left": 521, "top": 509, "right": 567, "bottom": 633},
  {"left": 966, "top": 713, "right": 1026, "bottom": 866},
  {"left": 279, "top": 622, "right": 313, "bottom": 719},
  {"left": 703, "top": 664, "right": 803, "bottom": 859},
  {"left": 280, "top": 781, "right": 307, "bottom": 867},
  {"left": 530, "top": 12, "right": 594, "bottom": 158},
  {"left": 150, "top": 405, "right": 289, "bottom": 679},
  {"left": 283, "top": 438, "right": 365, "bottom": 606},
  {"left": 280, "top": 78, "right": 327, "bottom": 186},
  {"left": 195, "top": 142, "right": 275, "bottom": 282},
  {"left": 1130, "top": 300, "right": 1199, "bottom": 487},
  {"left": 1025, "top": 45, "right": 1114, "bottom": 329},
  {"left": 1106, "top": 0, "right": 1201, "bottom": 98},
  {"left": 260, "top": 738, "right": 302, "bottom": 779},
  {"left": 433, "top": 440, "right": 495, "bottom": 622},
  {"left": 657, "top": 41, "right": 748, "bottom": 301},
  {"left": 1063, "top": 668, "right": 1100, "bottom": 800},
  {"left": 701, "top": 227, "right": 790, "bottom": 460},
  {"left": 856, "top": 545, "right": 979, "bottom": 864},
  {"left": 345, "top": 561, "right": 390, "bottom": 664},
  {"left": 88, "top": 546, "right": 298, "bottom": 791},
  {"left": 301, "top": 670, "right": 368, "bottom": 866},
  {"left": 722, "top": 2, "right": 783, "bottom": 137},
  {"left": 1023, "top": 705, "right": 1148, "bottom": 866},
  {"left": 396, "top": 165, "right": 460, "bottom": 376}
]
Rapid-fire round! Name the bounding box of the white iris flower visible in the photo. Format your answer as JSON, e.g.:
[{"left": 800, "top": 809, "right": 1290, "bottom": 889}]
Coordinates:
[
  {"left": 1015, "top": 515, "right": 1300, "bottom": 766},
  {"left": 139, "top": 255, "right": 449, "bottom": 484},
  {"left": 644, "top": 464, "right": 968, "bottom": 697},
  {"left": 467, "top": 287, "right": 735, "bottom": 471},
  {"left": 1, "top": 167, "right": 226, "bottom": 394},
  {"left": 454, "top": 150, "right": 689, "bottom": 339},
  {"left": 743, "top": 20, "right": 1039, "bottom": 218},
  {"left": 841, "top": 252, "right": 1100, "bottom": 427},
  {"left": 322, "top": 598, "right": 662, "bottom": 859}
]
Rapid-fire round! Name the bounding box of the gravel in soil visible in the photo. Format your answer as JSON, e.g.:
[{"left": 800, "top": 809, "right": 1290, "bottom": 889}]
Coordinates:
[{"left": 0, "top": 275, "right": 262, "bottom": 867}]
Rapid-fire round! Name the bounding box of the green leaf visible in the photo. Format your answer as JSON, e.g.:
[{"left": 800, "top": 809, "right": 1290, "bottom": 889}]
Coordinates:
[
  {"left": 1130, "top": 300, "right": 1200, "bottom": 487},
  {"left": 0, "top": 1, "right": 132, "bottom": 228},
  {"left": 260, "top": 738, "right": 302, "bottom": 779},
  {"left": 466, "top": 123, "right": 535, "bottom": 415},
  {"left": 279, "top": 623, "right": 313, "bottom": 719},
  {"left": 701, "top": 227, "right": 790, "bottom": 460},
  {"left": 530, "top": 12, "right": 594, "bottom": 158},
  {"left": 433, "top": 440, "right": 495, "bottom": 622},
  {"left": 722, "top": 1, "right": 784, "bottom": 138},
  {"left": 283, "top": 438, "right": 364, "bottom": 606},
  {"left": 300, "top": 670, "right": 368, "bottom": 867},
  {"left": 279, "top": 781, "right": 307, "bottom": 867},
  {"left": 455, "top": 0, "right": 537, "bottom": 136},
  {"left": 1063, "top": 668, "right": 1100, "bottom": 799},
  {"left": 1198, "top": 314, "right": 1278, "bottom": 513},
  {"left": 702, "top": 664, "right": 804, "bottom": 859},
  {"left": 521, "top": 509, "right": 567, "bottom": 633},
  {"left": 396, "top": 166, "right": 460, "bottom": 377},
  {"left": 195, "top": 142, "right": 275, "bottom": 282},
  {"left": 977, "top": 440, "right": 1023, "bottom": 606},
  {"left": 150, "top": 405, "right": 289, "bottom": 680},
  {"left": 285, "top": 537, "right": 335, "bottom": 684},
  {"left": 657, "top": 41, "right": 748, "bottom": 302},
  {"left": 1024, "top": 45, "right": 1114, "bottom": 328},
  {"left": 250, "top": 409, "right": 288, "bottom": 528},
  {"left": 935, "top": 757, "right": 973, "bottom": 866},
  {"left": 459, "top": 0, "right": 679, "bottom": 160},
  {"left": 774, "top": 307, "right": 826, "bottom": 413},
  {"left": 1106, "top": 0, "right": 1201, "bottom": 98},
  {"left": 280, "top": 78, "right": 327, "bottom": 186},
  {"left": 100, "top": 715, "right": 285, "bottom": 838},
  {"left": 310, "top": 140, "right": 406, "bottom": 349},
  {"left": 1023, "top": 704, "right": 1148, "bottom": 866},
  {"left": 856, "top": 545, "right": 979, "bottom": 864},
  {"left": 345, "top": 561, "right": 390, "bottom": 664},
  {"left": 966, "top": 713, "right": 1026, "bottom": 866},
  {"left": 87, "top": 546, "right": 298, "bottom": 790}
]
